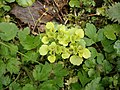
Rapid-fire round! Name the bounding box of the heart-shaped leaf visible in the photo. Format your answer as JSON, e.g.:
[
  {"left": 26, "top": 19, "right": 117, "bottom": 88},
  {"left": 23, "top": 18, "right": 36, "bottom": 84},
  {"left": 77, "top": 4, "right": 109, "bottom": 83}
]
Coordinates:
[
  {"left": 16, "top": 0, "right": 35, "bottom": 7},
  {"left": 70, "top": 55, "right": 83, "bottom": 66},
  {"left": 0, "top": 22, "right": 18, "bottom": 41},
  {"left": 39, "top": 45, "right": 49, "bottom": 55},
  {"left": 83, "top": 48, "right": 91, "bottom": 59},
  {"left": 48, "top": 55, "right": 56, "bottom": 63}
]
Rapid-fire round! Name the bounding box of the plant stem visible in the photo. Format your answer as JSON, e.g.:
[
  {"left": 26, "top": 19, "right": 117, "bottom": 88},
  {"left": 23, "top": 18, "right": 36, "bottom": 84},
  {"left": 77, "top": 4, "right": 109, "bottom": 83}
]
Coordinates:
[
  {"left": 0, "top": 41, "right": 40, "bottom": 64},
  {"left": 0, "top": 41, "right": 28, "bottom": 58}
]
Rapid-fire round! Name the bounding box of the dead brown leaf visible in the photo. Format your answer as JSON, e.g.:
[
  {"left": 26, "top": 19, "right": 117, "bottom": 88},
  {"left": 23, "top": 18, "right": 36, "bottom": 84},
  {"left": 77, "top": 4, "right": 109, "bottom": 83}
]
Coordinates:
[
  {"left": 11, "top": 1, "right": 54, "bottom": 26},
  {"left": 10, "top": 0, "right": 68, "bottom": 33}
]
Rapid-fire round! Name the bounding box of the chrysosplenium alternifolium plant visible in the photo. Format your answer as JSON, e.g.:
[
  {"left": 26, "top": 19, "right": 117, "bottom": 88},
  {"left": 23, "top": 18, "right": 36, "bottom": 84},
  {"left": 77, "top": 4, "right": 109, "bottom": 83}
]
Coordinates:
[{"left": 39, "top": 22, "right": 91, "bottom": 66}]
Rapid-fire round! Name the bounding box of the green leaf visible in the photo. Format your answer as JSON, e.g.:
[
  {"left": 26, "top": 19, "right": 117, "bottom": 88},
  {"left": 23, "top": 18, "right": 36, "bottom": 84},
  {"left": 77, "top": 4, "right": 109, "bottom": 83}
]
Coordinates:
[
  {"left": 0, "top": 42, "right": 18, "bottom": 57},
  {"left": 83, "top": 59, "right": 96, "bottom": 69},
  {"left": 0, "top": 22, "right": 18, "bottom": 41},
  {"left": 0, "top": 60, "right": 6, "bottom": 77},
  {"left": 70, "top": 55, "right": 83, "bottom": 66},
  {"left": 103, "top": 24, "right": 120, "bottom": 40},
  {"left": 53, "top": 64, "right": 68, "bottom": 77},
  {"left": 5, "top": 0, "right": 15, "bottom": 3},
  {"left": 0, "top": 81, "right": 2, "bottom": 90},
  {"left": 9, "top": 82, "right": 21, "bottom": 90},
  {"left": 16, "top": 0, "right": 35, "bottom": 7},
  {"left": 85, "top": 77, "right": 104, "bottom": 90},
  {"left": 22, "top": 51, "right": 38, "bottom": 63},
  {"left": 79, "top": 39, "right": 86, "bottom": 48},
  {"left": 85, "top": 23, "right": 97, "bottom": 42},
  {"left": 33, "top": 63, "right": 52, "bottom": 81},
  {"left": 7, "top": 43, "right": 18, "bottom": 56},
  {"left": 88, "top": 47, "right": 98, "bottom": 59},
  {"left": 6, "top": 58, "right": 21, "bottom": 74},
  {"left": 3, "top": 5, "right": 11, "bottom": 11},
  {"left": 40, "top": 81, "right": 58, "bottom": 90},
  {"left": 103, "top": 60, "right": 113, "bottom": 74},
  {"left": 18, "top": 27, "right": 30, "bottom": 38},
  {"left": 70, "top": 82, "right": 81, "bottom": 90},
  {"left": 54, "top": 77, "right": 64, "bottom": 87},
  {"left": 101, "top": 77, "right": 110, "bottom": 87},
  {"left": 22, "top": 84, "right": 36, "bottom": 90},
  {"left": 39, "top": 45, "right": 49, "bottom": 55},
  {"left": 114, "top": 40, "right": 120, "bottom": 56},
  {"left": 2, "top": 75, "right": 11, "bottom": 86},
  {"left": 116, "top": 59, "right": 120, "bottom": 72},
  {"left": 69, "top": 0, "right": 80, "bottom": 7},
  {"left": 101, "top": 38, "right": 114, "bottom": 53},
  {"left": 113, "top": 74, "right": 119, "bottom": 87},
  {"left": 0, "top": 44, "right": 9, "bottom": 57},
  {"left": 84, "top": 37, "right": 95, "bottom": 46},
  {"left": 97, "top": 29, "right": 105, "bottom": 41},
  {"left": 78, "top": 70, "right": 91, "bottom": 87},
  {"left": 33, "top": 64, "right": 42, "bottom": 80},
  {"left": 18, "top": 27, "right": 30, "bottom": 44},
  {"left": 88, "top": 69, "right": 96, "bottom": 77},
  {"left": 18, "top": 28, "right": 40, "bottom": 50},
  {"left": 97, "top": 53, "right": 104, "bottom": 64},
  {"left": 26, "top": 35, "right": 40, "bottom": 50}
]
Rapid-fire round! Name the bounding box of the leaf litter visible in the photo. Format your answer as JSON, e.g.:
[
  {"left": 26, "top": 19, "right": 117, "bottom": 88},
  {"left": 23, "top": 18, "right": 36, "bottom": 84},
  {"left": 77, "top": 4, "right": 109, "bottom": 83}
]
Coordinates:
[{"left": 10, "top": 0, "right": 68, "bottom": 33}]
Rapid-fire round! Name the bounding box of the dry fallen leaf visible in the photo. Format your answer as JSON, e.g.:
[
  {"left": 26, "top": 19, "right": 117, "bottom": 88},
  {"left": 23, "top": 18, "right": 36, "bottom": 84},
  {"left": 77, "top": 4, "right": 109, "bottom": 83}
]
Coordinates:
[
  {"left": 10, "top": 0, "right": 68, "bottom": 32},
  {"left": 11, "top": 1, "right": 54, "bottom": 25}
]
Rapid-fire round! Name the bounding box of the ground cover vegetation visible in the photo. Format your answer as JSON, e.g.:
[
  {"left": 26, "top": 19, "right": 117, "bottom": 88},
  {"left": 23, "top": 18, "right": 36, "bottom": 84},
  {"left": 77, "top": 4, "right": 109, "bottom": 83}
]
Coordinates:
[{"left": 0, "top": 0, "right": 120, "bottom": 90}]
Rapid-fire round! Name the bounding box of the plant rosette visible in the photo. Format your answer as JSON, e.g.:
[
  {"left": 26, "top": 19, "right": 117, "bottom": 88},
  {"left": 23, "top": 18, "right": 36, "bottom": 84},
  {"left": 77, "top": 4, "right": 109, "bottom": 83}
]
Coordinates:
[{"left": 39, "top": 22, "right": 91, "bottom": 66}]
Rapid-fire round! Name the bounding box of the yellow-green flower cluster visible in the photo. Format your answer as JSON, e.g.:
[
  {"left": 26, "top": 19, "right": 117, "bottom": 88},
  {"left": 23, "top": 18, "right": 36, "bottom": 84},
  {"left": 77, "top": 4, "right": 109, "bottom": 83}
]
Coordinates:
[{"left": 39, "top": 22, "right": 91, "bottom": 66}]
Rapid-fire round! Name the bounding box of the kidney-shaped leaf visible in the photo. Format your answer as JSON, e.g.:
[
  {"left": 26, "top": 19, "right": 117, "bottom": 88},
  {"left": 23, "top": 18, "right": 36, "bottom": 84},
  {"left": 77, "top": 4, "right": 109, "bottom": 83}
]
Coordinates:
[
  {"left": 16, "top": 0, "right": 35, "bottom": 7},
  {"left": 83, "top": 48, "right": 91, "bottom": 59},
  {"left": 85, "top": 23, "right": 97, "bottom": 41},
  {"left": 39, "top": 45, "right": 49, "bottom": 55},
  {"left": 22, "top": 84, "right": 36, "bottom": 90},
  {"left": 70, "top": 55, "right": 83, "bottom": 66},
  {"left": 0, "top": 22, "right": 18, "bottom": 41},
  {"left": 48, "top": 55, "right": 56, "bottom": 63},
  {"left": 103, "top": 24, "right": 120, "bottom": 40},
  {"left": 69, "top": 0, "right": 80, "bottom": 7}
]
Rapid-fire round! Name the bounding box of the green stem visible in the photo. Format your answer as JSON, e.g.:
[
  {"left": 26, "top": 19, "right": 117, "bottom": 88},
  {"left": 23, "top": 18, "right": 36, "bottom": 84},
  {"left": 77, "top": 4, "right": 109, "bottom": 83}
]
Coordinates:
[
  {"left": 32, "top": 9, "right": 48, "bottom": 32},
  {"left": 0, "top": 41, "right": 40, "bottom": 64},
  {"left": 95, "top": 43, "right": 102, "bottom": 53},
  {"left": 27, "top": 7, "right": 36, "bottom": 26},
  {"left": 4, "top": 70, "right": 21, "bottom": 89},
  {"left": 22, "top": 66, "right": 35, "bottom": 83},
  {"left": 0, "top": 41, "right": 28, "bottom": 58}
]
